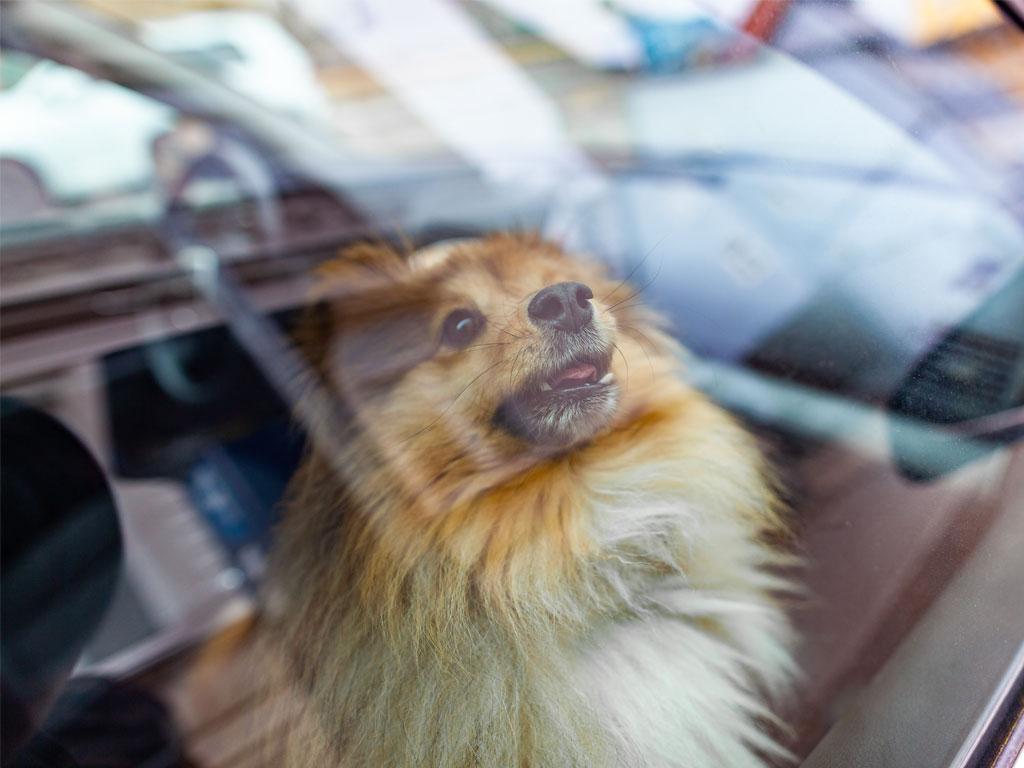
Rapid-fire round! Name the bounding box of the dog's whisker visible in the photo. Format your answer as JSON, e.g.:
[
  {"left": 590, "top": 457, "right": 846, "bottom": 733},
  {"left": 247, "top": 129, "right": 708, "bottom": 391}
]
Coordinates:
[
  {"left": 621, "top": 324, "right": 659, "bottom": 349},
  {"left": 604, "top": 254, "right": 666, "bottom": 313},
  {"left": 620, "top": 324, "right": 659, "bottom": 353},
  {"left": 607, "top": 301, "right": 645, "bottom": 316},
  {"left": 612, "top": 342, "right": 630, "bottom": 393},
  {"left": 508, "top": 343, "right": 532, "bottom": 390},
  {"left": 402, "top": 359, "right": 505, "bottom": 443},
  {"left": 604, "top": 290, "right": 641, "bottom": 314},
  {"left": 620, "top": 327, "right": 656, "bottom": 377},
  {"left": 605, "top": 281, "right": 651, "bottom": 314},
  {"left": 599, "top": 237, "right": 665, "bottom": 302},
  {"left": 516, "top": 343, "right": 536, "bottom": 387},
  {"left": 463, "top": 341, "right": 515, "bottom": 352},
  {"left": 600, "top": 251, "right": 650, "bottom": 304}
]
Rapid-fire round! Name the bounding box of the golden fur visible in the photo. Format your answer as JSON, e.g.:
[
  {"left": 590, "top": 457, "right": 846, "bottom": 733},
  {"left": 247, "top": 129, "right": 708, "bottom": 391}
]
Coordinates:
[{"left": 264, "top": 234, "right": 796, "bottom": 767}]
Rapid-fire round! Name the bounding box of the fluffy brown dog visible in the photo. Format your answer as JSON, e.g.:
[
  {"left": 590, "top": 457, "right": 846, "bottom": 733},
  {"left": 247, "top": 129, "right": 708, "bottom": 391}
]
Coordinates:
[{"left": 266, "top": 234, "right": 795, "bottom": 767}]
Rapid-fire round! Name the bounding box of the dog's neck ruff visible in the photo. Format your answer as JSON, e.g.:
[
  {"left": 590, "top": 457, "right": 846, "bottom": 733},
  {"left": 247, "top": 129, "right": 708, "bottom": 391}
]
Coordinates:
[{"left": 271, "top": 384, "right": 795, "bottom": 768}]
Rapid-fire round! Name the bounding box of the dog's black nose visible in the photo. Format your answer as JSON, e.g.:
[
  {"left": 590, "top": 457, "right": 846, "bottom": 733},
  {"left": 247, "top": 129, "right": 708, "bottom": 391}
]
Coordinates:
[{"left": 528, "top": 282, "right": 594, "bottom": 332}]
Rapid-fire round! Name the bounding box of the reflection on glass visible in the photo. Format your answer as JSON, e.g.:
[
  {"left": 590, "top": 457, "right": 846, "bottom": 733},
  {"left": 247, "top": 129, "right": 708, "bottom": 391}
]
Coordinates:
[{"left": 1, "top": 1, "right": 1021, "bottom": 765}]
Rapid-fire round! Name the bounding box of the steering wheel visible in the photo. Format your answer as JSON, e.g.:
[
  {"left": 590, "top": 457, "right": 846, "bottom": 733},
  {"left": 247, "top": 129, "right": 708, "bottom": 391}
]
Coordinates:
[{"left": 146, "top": 125, "right": 284, "bottom": 406}]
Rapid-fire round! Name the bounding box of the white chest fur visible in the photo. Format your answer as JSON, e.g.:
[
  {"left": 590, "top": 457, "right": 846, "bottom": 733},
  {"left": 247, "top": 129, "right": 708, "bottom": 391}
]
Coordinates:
[{"left": 575, "top": 486, "right": 794, "bottom": 767}]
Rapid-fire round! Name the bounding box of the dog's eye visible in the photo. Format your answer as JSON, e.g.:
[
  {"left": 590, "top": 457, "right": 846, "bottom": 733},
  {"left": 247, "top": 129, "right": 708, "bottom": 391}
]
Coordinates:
[{"left": 441, "top": 309, "right": 483, "bottom": 348}]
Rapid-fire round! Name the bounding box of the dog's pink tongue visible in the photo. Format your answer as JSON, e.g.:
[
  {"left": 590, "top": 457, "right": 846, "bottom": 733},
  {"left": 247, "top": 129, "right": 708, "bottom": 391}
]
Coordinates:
[{"left": 553, "top": 363, "right": 596, "bottom": 387}]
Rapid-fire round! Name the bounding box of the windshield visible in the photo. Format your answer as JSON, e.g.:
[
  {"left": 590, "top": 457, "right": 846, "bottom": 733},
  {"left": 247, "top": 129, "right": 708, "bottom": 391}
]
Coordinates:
[{"left": 2, "top": 2, "right": 1022, "bottom": 767}]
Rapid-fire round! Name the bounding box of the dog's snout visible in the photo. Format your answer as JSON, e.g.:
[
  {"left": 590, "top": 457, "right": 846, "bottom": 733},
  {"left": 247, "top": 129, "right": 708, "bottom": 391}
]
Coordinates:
[{"left": 528, "top": 282, "right": 594, "bottom": 332}]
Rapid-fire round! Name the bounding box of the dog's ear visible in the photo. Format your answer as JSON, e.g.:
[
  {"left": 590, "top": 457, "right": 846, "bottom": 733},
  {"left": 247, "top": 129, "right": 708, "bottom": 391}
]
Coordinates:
[
  {"left": 293, "top": 298, "right": 335, "bottom": 376},
  {"left": 315, "top": 242, "right": 407, "bottom": 297},
  {"left": 330, "top": 293, "right": 437, "bottom": 394},
  {"left": 307, "top": 242, "right": 441, "bottom": 397},
  {"left": 297, "top": 243, "right": 405, "bottom": 376}
]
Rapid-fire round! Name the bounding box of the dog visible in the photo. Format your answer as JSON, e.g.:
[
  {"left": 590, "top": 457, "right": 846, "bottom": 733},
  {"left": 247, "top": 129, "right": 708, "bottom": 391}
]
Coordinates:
[{"left": 265, "top": 233, "right": 796, "bottom": 767}]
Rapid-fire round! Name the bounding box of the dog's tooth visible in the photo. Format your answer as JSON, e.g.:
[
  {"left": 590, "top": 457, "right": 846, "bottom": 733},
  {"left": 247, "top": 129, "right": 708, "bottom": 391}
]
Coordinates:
[
  {"left": 540, "top": 382, "right": 552, "bottom": 392},
  {"left": 599, "top": 372, "right": 614, "bottom": 384}
]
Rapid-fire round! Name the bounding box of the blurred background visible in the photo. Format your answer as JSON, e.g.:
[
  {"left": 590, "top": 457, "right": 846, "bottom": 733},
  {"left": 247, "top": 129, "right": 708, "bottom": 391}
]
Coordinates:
[{"left": 2, "top": 1, "right": 1023, "bottom": 766}]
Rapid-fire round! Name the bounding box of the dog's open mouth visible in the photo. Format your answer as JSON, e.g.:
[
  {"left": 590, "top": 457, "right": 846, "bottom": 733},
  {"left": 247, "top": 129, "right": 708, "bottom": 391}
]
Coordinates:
[
  {"left": 538, "top": 360, "right": 614, "bottom": 393},
  {"left": 495, "top": 349, "right": 619, "bottom": 447}
]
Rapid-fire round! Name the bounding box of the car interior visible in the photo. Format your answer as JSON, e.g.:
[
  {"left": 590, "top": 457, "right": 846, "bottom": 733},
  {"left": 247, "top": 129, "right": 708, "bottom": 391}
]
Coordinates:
[{"left": 2, "top": 1, "right": 1022, "bottom": 766}]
